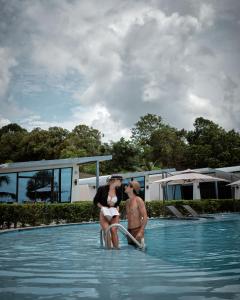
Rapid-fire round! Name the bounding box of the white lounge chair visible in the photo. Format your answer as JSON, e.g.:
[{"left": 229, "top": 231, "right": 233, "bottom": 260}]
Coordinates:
[
  {"left": 182, "top": 205, "right": 214, "bottom": 219},
  {"left": 165, "top": 205, "right": 199, "bottom": 220}
]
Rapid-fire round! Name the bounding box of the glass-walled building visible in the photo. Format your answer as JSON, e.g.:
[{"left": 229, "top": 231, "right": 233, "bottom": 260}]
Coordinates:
[
  {"left": 0, "top": 156, "right": 112, "bottom": 203},
  {"left": 78, "top": 169, "right": 176, "bottom": 201}
]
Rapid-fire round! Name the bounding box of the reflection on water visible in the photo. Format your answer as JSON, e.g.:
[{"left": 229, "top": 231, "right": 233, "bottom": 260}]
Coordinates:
[{"left": 0, "top": 214, "right": 240, "bottom": 300}]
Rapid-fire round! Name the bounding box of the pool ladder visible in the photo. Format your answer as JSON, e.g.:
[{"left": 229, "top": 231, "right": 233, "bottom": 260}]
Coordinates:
[{"left": 100, "top": 223, "right": 145, "bottom": 250}]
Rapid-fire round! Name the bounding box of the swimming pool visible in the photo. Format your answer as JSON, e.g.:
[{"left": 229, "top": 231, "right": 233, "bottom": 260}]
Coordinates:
[{"left": 0, "top": 213, "right": 239, "bottom": 300}]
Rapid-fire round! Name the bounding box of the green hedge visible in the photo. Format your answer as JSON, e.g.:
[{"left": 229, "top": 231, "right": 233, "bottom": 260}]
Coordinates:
[
  {"left": 0, "top": 199, "right": 239, "bottom": 229},
  {"left": 0, "top": 202, "right": 99, "bottom": 229}
]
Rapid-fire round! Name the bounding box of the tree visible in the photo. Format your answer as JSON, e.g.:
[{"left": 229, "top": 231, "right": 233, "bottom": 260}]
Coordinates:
[
  {"left": 131, "top": 114, "right": 168, "bottom": 169},
  {"left": 150, "top": 127, "right": 188, "bottom": 169},
  {"left": 20, "top": 128, "right": 51, "bottom": 161},
  {"left": 44, "top": 127, "right": 69, "bottom": 159},
  {"left": 61, "top": 124, "right": 102, "bottom": 158},
  {"left": 0, "top": 123, "right": 27, "bottom": 137},
  {"left": 106, "top": 138, "right": 141, "bottom": 172},
  {"left": 186, "top": 117, "right": 240, "bottom": 168},
  {"left": 131, "top": 114, "right": 164, "bottom": 146},
  {"left": 0, "top": 124, "right": 70, "bottom": 162},
  {"left": 0, "top": 126, "right": 28, "bottom": 163},
  {"left": 224, "top": 130, "right": 240, "bottom": 166},
  {"left": 19, "top": 127, "right": 69, "bottom": 161}
]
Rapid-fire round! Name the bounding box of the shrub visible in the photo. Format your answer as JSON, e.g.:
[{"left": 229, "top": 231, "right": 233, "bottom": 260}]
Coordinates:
[{"left": 0, "top": 199, "right": 239, "bottom": 229}]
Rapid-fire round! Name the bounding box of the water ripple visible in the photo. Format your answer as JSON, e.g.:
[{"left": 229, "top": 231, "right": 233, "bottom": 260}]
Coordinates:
[{"left": 0, "top": 214, "right": 240, "bottom": 300}]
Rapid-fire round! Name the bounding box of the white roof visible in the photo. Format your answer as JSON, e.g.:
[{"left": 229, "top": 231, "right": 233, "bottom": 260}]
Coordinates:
[
  {"left": 0, "top": 155, "right": 112, "bottom": 173},
  {"left": 79, "top": 175, "right": 109, "bottom": 186}
]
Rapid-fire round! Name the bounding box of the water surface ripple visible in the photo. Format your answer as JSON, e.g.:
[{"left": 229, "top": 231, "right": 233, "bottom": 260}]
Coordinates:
[{"left": 0, "top": 213, "right": 240, "bottom": 299}]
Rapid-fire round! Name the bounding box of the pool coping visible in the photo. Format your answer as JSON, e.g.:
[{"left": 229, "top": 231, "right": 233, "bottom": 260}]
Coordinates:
[
  {"left": 1, "top": 213, "right": 238, "bottom": 235},
  {"left": 0, "top": 217, "right": 160, "bottom": 235},
  {"left": 0, "top": 221, "right": 99, "bottom": 235}
]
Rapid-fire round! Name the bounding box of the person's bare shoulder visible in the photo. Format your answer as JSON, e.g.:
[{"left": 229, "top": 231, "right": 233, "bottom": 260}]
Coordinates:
[{"left": 136, "top": 196, "right": 145, "bottom": 206}]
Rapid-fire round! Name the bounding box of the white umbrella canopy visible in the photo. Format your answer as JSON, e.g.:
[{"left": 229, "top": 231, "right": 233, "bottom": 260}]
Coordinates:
[
  {"left": 228, "top": 179, "right": 240, "bottom": 186},
  {"left": 154, "top": 172, "right": 228, "bottom": 185},
  {"left": 154, "top": 170, "right": 228, "bottom": 200}
]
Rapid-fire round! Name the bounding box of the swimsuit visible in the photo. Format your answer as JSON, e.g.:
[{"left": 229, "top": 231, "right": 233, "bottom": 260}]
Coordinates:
[
  {"left": 107, "top": 195, "right": 118, "bottom": 206},
  {"left": 127, "top": 226, "right": 142, "bottom": 245}
]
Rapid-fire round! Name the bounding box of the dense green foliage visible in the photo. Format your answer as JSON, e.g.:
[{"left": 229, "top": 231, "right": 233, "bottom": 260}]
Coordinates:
[
  {"left": 0, "top": 114, "right": 240, "bottom": 172},
  {"left": 0, "top": 199, "right": 239, "bottom": 230},
  {"left": 0, "top": 202, "right": 99, "bottom": 229}
]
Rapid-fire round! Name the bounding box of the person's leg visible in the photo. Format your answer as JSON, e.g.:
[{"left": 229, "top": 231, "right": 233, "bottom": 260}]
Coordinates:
[
  {"left": 100, "top": 212, "right": 111, "bottom": 248},
  {"left": 110, "top": 215, "right": 119, "bottom": 249}
]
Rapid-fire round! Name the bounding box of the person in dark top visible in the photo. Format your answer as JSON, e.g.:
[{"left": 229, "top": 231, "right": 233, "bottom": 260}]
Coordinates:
[{"left": 94, "top": 174, "right": 123, "bottom": 249}]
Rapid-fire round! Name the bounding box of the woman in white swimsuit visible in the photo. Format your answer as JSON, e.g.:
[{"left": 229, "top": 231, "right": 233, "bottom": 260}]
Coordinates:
[{"left": 94, "top": 174, "right": 123, "bottom": 249}]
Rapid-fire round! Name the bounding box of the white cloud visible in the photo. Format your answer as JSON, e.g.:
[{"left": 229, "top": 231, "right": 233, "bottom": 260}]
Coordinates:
[
  {"left": 31, "top": 41, "right": 78, "bottom": 75},
  {"left": 186, "top": 92, "right": 221, "bottom": 122},
  {"left": 0, "top": 95, "right": 33, "bottom": 121},
  {"left": 0, "top": 47, "right": 17, "bottom": 98},
  {"left": 199, "top": 3, "right": 215, "bottom": 27},
  {"left": 0, "top": 116, "right": 11, "bottom": 128},
  {"left": 71, "top": 104, "right": 131, "bottom": 142},
  {"left": 19, "top": 104, "right": 131, "bottom": 142},
  {"left": 0, "top": 0, "right": 239, "bottom": 141},
  {"left": 186, "top": 90, "right": 240, "bottom": 132}
]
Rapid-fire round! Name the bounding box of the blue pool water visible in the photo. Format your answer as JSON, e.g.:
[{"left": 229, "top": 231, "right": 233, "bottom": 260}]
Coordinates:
[{"left": 0, "top": 213, "right": 240, "bottom": 300}]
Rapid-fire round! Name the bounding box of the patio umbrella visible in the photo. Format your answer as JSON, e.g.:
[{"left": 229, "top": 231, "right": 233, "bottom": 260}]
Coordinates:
[
  {"left": 227, "top": 179, "right": 240, "bottom": 200},
  {"left": 154, "top": 172, "right": 227, "bottom": 185},
  {"left": 227, "top": 179, "right": 240, "bottom": 186},
  {"left": 154, "top": 170, "right": 228, "bottom": 200}
]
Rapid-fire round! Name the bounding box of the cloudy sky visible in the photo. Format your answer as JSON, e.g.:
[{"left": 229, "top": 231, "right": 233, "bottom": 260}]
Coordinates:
[{"left": 0, "top": 0, "right": 240, "bottom": 141}]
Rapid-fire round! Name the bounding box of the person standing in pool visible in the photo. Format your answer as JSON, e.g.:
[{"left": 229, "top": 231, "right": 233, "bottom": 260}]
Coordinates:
[
  {"left": 125, "top": 180, "right": 148, "bottom": 245},
  {"left": 93, "top": 174, "right": 123, "bottom": 249}
]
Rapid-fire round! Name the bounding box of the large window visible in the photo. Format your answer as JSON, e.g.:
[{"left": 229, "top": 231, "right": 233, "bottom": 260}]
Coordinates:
[
  {"left": 0, "top": 167, "right": 72, "bottom": 203},
  {"left": 60, "top": 168, "right": 72, "bottom": 202},
  {"left": 18, "top": 170, "right": 56, "bottom": 203},
  {"left": 0, "top": 173, "right": 17, "bottom": 203},
  {"left": 163, "top": 184, "right": 182, "bottom": 200}
]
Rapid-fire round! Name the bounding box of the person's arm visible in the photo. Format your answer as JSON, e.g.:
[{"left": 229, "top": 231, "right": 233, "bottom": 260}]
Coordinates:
[
  {"left": 125, "top": 199, "right": 129, "bottom": 219},
  {"left": 93, "top": 186, "right": 104, "bottom": 209},
  {"left": 136, "top": 197, "right": 148, "bottom": 238}
]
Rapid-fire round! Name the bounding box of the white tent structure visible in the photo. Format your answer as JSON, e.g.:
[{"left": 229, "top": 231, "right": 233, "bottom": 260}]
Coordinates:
[
  {"left": 154, "top": 170, "right": 228, "bottom": 200},
  {"left": 228, "top": 180, "right": 240, "bottom": 200}
]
